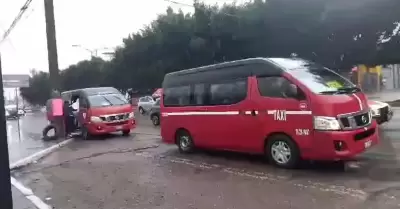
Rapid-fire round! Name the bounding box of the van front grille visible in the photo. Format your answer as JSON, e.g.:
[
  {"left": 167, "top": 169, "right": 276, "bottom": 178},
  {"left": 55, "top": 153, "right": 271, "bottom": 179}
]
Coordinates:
[
  {"left": 100, "top": 113, "right": 129, "bottom": 122},
  {"left": 338, "top": 111, "right": 371, "bottom": 130}
]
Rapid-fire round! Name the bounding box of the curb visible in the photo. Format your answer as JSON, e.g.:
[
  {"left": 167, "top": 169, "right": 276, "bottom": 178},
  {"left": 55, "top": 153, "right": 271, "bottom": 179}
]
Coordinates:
[{"left": 10, "top": 138, "right": 74, "bottom": 170}]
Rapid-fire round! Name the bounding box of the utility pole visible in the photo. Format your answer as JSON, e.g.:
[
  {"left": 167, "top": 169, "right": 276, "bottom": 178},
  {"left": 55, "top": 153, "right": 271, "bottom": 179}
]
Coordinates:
[
  {"left": 44, "top": 0, "right": 60, "bottom": 91},
  {"left": 0, "top": 54, "right": 13, "bottom": 209}
]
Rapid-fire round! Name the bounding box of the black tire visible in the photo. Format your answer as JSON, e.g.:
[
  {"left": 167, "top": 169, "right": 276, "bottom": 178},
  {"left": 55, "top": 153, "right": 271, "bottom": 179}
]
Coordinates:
[
  {"left": 122, "top": 129, "right": 131, "bottom": 136},
  {"left": 176, "top": 130, "right": 195, "bottom": 153},
  {"left": 151, "top": 114, "right": 160, "bottom": 126},
  {"left": 139, "top": 107, "right": 145, "bottom": 115},
  {"left": 42, "top": 124, "right": 58, "bottom": 141},
  {"left": 82, "top": 127, "right": 91, "bottom": 140},
  {"left": 266, "top": 134, "right": 300, "bottom": 169}
]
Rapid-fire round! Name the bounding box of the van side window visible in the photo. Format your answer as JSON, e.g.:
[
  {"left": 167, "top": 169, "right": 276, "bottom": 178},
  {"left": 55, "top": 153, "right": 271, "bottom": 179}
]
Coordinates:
[
  {"left": 164, "top": 86, "right": 191, "bottom": 106},
  {"left": 193, "top": 84, "right": 206, "bottom": 105},
  {"left": 257, "top": 76, "right": 305, "bottom": 99},
  {"left": 210, "top": 79, "right": 247, "bottom": 105}
]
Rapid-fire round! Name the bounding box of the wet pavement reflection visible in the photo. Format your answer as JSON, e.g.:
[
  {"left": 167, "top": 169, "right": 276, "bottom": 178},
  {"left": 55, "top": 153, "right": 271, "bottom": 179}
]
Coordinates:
[{"left": 7, "top": 112, "right": 60, "bottom": 164}]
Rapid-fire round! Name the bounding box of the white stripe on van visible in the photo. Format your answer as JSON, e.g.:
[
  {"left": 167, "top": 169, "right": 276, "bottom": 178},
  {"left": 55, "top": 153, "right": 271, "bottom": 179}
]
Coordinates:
[
  {"left": 244, "top": 111, "right": 259, "bottom": 115},
  {"left": 352, "top": 93, "right": 363, "bottom": 111},
  {"left": 165, "top": 111, "right": 239, "bottom": 116},
  {"left": 267, "top": 110, "right": 312, "bottom": 115},
  {"left": 163, "top": 110, "right": 311, "bottom": 117}
]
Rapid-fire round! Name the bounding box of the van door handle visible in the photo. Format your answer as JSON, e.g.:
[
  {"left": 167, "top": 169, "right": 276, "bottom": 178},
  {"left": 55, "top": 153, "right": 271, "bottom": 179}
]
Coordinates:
[{"left": 251, "top": 110, "right": 257, "bottom": 116}]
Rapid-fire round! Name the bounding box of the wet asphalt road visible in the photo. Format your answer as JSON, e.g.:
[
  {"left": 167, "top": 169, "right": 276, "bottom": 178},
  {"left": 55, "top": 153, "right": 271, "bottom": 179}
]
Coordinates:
[
  {"left": 7, "top": 112, "right": 61, "bottom": 164},
  {"left": 9, "top": 109, "right": 400, "bottom": 208}
]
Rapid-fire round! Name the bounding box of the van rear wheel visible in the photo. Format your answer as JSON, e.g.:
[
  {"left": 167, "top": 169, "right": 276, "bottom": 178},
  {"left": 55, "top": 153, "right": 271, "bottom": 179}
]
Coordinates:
[
  {"left": 176, "top": 130, "right": 194, "bottom": 153},
  {"left": 266, "top": 134, "right": 300, "bottom": 169}
]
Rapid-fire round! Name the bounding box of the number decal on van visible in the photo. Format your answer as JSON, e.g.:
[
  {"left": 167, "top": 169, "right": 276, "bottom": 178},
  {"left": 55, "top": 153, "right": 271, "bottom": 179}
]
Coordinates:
[
  {"left": 295, "top": 129, "right": 309, "bottom": 136},
  {"left": 274, "top": 110, "right": 286, "bottom": 121}
]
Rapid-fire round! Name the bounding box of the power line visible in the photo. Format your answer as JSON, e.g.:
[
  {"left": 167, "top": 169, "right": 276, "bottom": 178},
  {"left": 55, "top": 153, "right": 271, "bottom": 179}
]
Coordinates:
[{"left": 0, "top": 0, "right": 34, "bottom": 45}]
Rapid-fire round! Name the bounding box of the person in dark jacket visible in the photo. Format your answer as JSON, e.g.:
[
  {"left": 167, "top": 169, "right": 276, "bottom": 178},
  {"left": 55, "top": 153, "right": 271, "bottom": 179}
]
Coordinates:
[{"left": 63, "top": 101, "right": 75, "bottom": 136}]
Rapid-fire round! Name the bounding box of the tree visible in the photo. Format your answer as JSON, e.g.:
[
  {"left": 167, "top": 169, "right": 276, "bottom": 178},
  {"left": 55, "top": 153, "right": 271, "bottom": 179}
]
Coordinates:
[
  {"left": 21, "top": 0, "right": 400, "bottom": 103},
  {"left": 20, "top": 70, "right": 51, "bottom": 105}
]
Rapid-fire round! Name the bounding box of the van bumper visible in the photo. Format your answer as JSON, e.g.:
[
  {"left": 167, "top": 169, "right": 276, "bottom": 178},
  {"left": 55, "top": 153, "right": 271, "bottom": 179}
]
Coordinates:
[
  {"left": 87, "top": 119, "right": 136, "bottom": 135},
  {"left": 303, "top": 122, "right": 379, "bottom": 161}
]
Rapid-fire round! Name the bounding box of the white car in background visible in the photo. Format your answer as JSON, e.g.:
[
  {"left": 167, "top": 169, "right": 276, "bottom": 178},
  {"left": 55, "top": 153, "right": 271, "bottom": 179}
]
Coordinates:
[
  {"left": 137, "top": 96, "right": 155, "bottom": 114},
  {"left": 369, "top": 100, "right": 393, "bottom": 125}
]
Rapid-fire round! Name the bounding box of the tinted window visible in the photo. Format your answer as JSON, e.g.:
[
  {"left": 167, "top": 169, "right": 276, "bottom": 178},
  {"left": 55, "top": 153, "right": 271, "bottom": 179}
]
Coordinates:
[
  {"left": 88, "top": 94, "right": 128, "bottom": 107},
  {"left": 210, "top": 79, "right": 247, "bottom": 105},
  {"left": 257, "top": 76, "right": 304, "bottom": 99},
  {"left": 193, "top": 84, "right": 206, "bottom": 105},
  {"left": 164, "top": 86, "right": 191, "bottom": 106}
]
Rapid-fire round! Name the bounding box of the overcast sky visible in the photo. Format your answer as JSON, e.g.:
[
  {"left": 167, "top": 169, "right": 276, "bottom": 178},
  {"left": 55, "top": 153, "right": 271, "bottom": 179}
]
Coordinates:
[{"left": 0, "top": 0, "right": 244, "bottom": 75}]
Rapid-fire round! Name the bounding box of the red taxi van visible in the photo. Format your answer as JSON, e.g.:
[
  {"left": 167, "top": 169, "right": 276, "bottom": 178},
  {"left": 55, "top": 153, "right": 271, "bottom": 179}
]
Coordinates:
[
  {"left": 62, "top": 87, "right": 136, "bottom": 140},
  {"left": 160, "top": 58, "right": 379, "bottom": 168}
]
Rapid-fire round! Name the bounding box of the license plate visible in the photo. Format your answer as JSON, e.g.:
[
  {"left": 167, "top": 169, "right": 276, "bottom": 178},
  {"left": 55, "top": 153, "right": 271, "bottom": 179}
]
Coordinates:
[
  {"left": 364, "top": 140, "right": 372, "bottom": 148},
  {"left": 116, "top": 126, "right": 123, "bottom": 130}
]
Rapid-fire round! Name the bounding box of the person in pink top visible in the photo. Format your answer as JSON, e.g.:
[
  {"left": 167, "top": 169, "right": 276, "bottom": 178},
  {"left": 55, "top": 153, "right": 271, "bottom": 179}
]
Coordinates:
[{"left": 44, "top": 90, "right": 65, "bottom": 139}]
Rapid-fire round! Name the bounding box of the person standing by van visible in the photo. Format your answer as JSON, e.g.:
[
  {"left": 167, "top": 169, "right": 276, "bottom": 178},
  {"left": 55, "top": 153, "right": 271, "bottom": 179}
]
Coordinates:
[{"left": 44, "top": 90, "right": 65, "bottom": 139}]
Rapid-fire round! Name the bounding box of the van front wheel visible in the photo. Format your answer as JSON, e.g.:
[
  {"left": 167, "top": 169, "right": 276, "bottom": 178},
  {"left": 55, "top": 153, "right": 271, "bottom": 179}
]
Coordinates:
[
  {"left": 266, "top": 134, "right": 300, "bottom": 169},
  {"left": 176, "top": 130, "right": 194, "bottom": 153}
]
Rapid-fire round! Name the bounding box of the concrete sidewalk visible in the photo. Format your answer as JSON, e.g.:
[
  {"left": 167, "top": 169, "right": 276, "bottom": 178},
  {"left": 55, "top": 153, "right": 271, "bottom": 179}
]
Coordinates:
[{"left": 12, "top": 185, "right": 36, "bottom": 209}]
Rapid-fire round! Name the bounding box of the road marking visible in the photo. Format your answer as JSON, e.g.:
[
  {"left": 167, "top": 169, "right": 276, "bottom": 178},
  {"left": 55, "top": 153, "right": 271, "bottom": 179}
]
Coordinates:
[
  {"left": 10, "top": 138, "right": 75, "bottom": 209},
  {"left": 11, "top": 177, "right": 52, "bottom": 209}
]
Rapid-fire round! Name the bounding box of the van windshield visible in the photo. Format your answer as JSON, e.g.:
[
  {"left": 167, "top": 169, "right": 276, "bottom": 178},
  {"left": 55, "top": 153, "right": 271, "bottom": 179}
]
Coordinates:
[
  {"left": 88, "top": 93, "right": 128, "bottom": 107},
  {"left": 274, "top": 58, "right": 358, "bottom": 94}
]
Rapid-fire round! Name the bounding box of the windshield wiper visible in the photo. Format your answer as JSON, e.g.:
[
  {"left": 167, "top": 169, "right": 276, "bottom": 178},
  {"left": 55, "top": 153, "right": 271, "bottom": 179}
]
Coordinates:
[
  {"left": 337, "top": 87, "right": 360, "bottom": 93},
  {"left": 110, "top": 95, "right": 127, "bottom": 105},
  {"left": 100, "top": 96, "right": 114, "bottom": 106},
  {"left": 319, "top": 90, "right": 340, "bottom": 95}
]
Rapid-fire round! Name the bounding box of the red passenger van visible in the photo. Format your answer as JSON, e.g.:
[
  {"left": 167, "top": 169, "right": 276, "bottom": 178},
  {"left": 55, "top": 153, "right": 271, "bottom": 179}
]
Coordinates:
[
  {"left": 62, "top": 87, "right": 136, "bottom": 140},
  {"left": 160, "top": 58, "right": 379, "bottom": 168}
]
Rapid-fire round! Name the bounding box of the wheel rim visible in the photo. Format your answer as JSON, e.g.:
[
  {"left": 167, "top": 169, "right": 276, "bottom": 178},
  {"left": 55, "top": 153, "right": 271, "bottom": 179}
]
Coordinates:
[
  {"left": 271, "top": 141, "right": 291, "bottom": 164},
  {"left": 152, "top": 116, "right": 159, "bottom": 125},
  {"left": 180, "top": 135, "right": 190, "bottom": 149}
]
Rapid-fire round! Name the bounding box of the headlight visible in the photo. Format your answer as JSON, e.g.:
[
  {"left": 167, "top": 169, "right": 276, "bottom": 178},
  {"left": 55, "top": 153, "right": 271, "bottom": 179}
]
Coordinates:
[
  {"left": 129, "top": 112, "right": 135, "bottom": 118},
  {"left": 90, "top": 116, "right": 102, "bottom": 123},
  {"left": 314, "top": 116, "right": 341, "bottom": 130}
]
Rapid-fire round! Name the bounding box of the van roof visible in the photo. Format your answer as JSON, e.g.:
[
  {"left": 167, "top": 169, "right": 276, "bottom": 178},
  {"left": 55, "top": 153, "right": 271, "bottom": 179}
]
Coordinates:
[
  {"left": 163, "top": 57, "right": 315, "bottom": 87},
  {"left": 62, "top": 87, "right": 120, "bottom": 96},
  {"left": 165, "top": 57, "right": 312, "bottom": 77}
]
